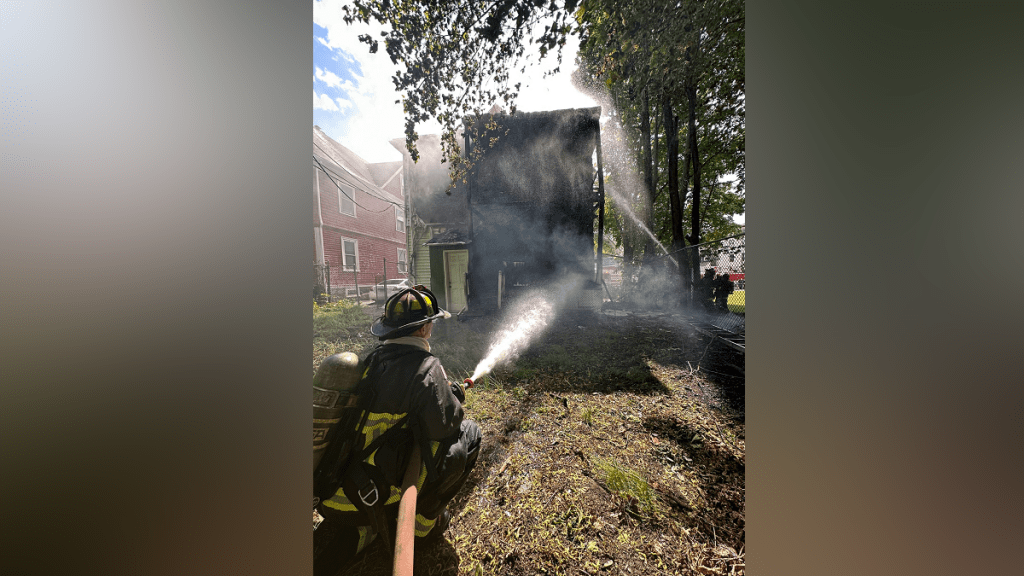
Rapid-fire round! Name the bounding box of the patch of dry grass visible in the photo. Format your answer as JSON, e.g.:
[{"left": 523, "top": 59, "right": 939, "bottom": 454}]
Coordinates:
[{"left": 318, "top": 311, "right": 745, "bottom": 576}]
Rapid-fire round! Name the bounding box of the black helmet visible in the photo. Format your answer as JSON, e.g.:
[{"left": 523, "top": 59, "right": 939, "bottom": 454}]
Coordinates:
[{"left": 370, "top": 285, "right": 451, "bottom": 340}]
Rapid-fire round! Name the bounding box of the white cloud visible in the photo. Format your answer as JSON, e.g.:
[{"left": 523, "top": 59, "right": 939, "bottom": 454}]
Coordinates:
[
  {"left": 314, "top": 91, "right": 339, "bottom": 111},
  {"left": 315, "top": 66, "right": 345, "bottom": 89}
]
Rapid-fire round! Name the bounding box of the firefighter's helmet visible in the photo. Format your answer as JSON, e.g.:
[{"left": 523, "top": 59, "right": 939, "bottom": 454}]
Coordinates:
[{"left": 370, "top": 285, "right": 451, "bottom": 339}]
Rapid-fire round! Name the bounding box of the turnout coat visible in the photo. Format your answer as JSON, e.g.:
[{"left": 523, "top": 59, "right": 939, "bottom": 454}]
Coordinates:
[{"left": 320, "top": 341, "right": 469, "bottom": 540}]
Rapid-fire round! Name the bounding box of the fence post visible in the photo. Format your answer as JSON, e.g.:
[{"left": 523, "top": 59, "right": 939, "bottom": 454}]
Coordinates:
[{"left": 325, "top": 263, "right": 331, "bottom": 302}]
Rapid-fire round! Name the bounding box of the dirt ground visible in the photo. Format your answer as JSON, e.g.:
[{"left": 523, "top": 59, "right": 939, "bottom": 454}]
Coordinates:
[{"left": 321, "top": 307, "right": 745, "bottom": 575}]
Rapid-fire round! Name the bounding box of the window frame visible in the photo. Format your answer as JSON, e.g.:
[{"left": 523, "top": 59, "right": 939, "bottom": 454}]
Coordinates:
[
  {"left": 395, "top": 205, "right": 405, "bottom": 232},
  {"left": 397, "top": 247, "right": 407, "bottom": 273},
  {"left": 337, "top": 182, "right": 356, "bottom": 217},
  {"left": 340, "top": 237, "right": 359, "bottom": 272}
]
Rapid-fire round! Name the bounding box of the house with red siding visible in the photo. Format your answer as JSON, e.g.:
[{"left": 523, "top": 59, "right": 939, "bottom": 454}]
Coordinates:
[{"left": 314, "top": 126, "right": 409, "bottom": 299}]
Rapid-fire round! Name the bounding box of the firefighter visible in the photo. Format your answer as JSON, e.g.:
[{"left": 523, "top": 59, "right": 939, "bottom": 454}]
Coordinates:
[
  {"left": 698, "top": 268, "right": 717, "bottom": 310},
  {"left": 314, "top": 286, "right": 481, "bottom": 576},
  {"left": 714, "top": 273, "right": 734, "bottom": 312}
]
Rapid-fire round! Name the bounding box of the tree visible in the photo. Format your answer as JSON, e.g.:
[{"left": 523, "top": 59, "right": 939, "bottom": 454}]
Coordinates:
[
  {"left": 342, "top": 0, "right": 581, "bottom": 177},
  {"left": 572, "top": 0, "right": 743, "bottom": 302},
  {"left": 340, "top": 0, "right": 744, "bottom": 303}
]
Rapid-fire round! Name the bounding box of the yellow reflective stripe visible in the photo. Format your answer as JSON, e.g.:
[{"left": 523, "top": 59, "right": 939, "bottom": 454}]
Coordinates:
[
  {"left": 355, "top": 525, "right": 375, "bottom": 553},
  {"left": 362, "top": 412, "right": 407, "bottom": 430},
  {"left": 313, "top": 418, "right": 341, "bottom": 424},
  {"left": 385, "top": 485, "right": 402, "bottom": 505},
  {"left": 362, "top": 412, "right": 408, "bottom": 447},
  {"left": 411, "top": 440, "right": 440, "bottom": 489},
  {"left": 414, "top": 514, "right": 436, "bottom": 537},
  {"left": 322, "top": 492, "right": 358, "bottom": 512}
]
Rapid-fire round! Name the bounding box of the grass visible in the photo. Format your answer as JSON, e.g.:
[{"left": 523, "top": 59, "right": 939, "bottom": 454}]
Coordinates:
[
  {"left": 594, "top": 457, "right": 659, "bottom": 519},
  {"left": 317, "top": 304, "right": 746, "bottom": 576},
  {"left": 727, "top": 289, "right": 745, "bottom": 314},
  {"left": 313, "top": 299, "right": 378, "bottom": 373},
  {"left": 581, "top": 406, "right": 595, "bottom": 426}
]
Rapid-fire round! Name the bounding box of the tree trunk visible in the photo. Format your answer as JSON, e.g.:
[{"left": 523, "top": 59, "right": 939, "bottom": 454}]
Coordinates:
[
  {"left": 686, "top": 79, "right": 701, "bottom": 281},
  {"left": 640, "top": 86, "right": 655, "bottom": 260},
  {"left": 652, "top": 104, "right": 660, "bottom": 206},
  {"left": 679, "top": 109, "right": 692, "bottom": 302},
  {"left": 663, "top": 95, "right": 684, "bottom": 307},
  {"left": 664, "top": 95, "right": 683, "bottom": 259}
]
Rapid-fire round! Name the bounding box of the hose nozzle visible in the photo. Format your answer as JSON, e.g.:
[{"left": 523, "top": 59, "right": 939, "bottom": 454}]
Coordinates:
[{"left": 464, "top": 377, "right": 474, "bottom": 389}]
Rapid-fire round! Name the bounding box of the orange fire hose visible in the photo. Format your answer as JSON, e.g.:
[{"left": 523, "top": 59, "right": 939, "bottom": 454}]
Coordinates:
[{"left": 393, "top": 443, "right": 422, "bottom": 576}]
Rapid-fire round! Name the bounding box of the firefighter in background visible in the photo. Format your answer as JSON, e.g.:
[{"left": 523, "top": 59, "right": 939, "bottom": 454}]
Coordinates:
[
  {"left": 314, "top": 286, "right": 481, "bottom": 576},
  {"left": 697, "top": 268, "right": 717, "bottom": 310},
  {"left": 714, "top": 273, "right": 735, "bottom": 312}
]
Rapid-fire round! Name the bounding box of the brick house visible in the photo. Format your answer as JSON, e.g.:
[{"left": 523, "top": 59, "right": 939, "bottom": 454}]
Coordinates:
[{"left": 314, "top": 126, "right": 409, "bottom": 299}]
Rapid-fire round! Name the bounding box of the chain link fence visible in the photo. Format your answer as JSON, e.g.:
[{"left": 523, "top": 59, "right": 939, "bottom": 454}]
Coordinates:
[{"left": 681, "top": 233, "right": 745, "bottom": 334}]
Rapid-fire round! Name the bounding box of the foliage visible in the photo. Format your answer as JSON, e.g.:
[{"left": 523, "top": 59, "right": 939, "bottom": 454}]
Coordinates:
[
  {"left": 574, "top": 0, "right": 744, "bottom": 263},
  {"left": 338, "top": 0, "right": 744, "bottom": 292},
  {"left": 342, "top": 0, "right": 581, "bottom": 174}
]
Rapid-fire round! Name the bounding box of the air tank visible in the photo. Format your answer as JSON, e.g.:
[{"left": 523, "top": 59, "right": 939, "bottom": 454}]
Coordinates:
[{"left": 313, "top": 352, "right": 362, "bottom": 472}]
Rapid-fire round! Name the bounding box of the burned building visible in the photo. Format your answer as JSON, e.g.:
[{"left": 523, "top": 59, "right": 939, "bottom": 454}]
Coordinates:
[
  {"left": 391, "top": 106, "right": 606, "bottom": 315},
  {"left": 458, "top": 106, "right": 604, "bottom": 313}
]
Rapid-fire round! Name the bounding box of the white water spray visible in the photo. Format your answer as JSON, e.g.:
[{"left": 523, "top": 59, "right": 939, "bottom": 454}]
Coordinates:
[
  {"left": 597, "top": 117, "right": 678, "bottom": 268},
  {"left": 605, "top": 185, "right": 678, "bottom": 268},
  {"left": 469, "top": 296, "right": 555, "bottom": 382}
]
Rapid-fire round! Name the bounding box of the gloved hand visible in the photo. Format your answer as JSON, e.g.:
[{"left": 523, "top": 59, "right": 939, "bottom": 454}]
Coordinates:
[{"left": 449, "top": 381, "right": 466, "bottom": 403}]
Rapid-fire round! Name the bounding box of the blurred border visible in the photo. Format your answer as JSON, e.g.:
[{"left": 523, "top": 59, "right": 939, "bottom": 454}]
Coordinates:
[
  {"left": 1, "top": 2, "right": 311, "bottom": 574},
  {"left": 2, "top": 1, "right": 1022, "bottom": 575},
  {"left": 748, "top": 2, "right": 1024, "bottom": 574}
]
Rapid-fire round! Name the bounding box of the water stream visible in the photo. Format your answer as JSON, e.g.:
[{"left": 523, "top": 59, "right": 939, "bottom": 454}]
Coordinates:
[{"left": 469, "top": 296, "right": 554, "bottom": 382}]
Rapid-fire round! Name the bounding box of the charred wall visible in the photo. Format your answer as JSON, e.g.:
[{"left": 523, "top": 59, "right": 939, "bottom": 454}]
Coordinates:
[{"left": 465, "top": 107, "right": 601, "bottom": 310}]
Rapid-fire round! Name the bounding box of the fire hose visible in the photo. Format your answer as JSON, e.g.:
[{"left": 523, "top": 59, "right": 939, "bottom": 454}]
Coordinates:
[
  {"left": 394, "top": 379, "right": 471, "bottom": 576},
  {"left": 392, "top": 444, "right": 421, "bottom": 576}
]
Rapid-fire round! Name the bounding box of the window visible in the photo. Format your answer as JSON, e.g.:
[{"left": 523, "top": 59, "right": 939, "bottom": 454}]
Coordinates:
[
  {"left": 341, "top": 238, "right": 358, "bottom": 271},
  {"left": 397, "top": 248, "right": 407, "bottom": 273},
  {"left": 396, "top": 206, "right": 405, "bottom": 232},
  {"left": 337, "top": 183, "right": 356, "bottom": 216}
]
